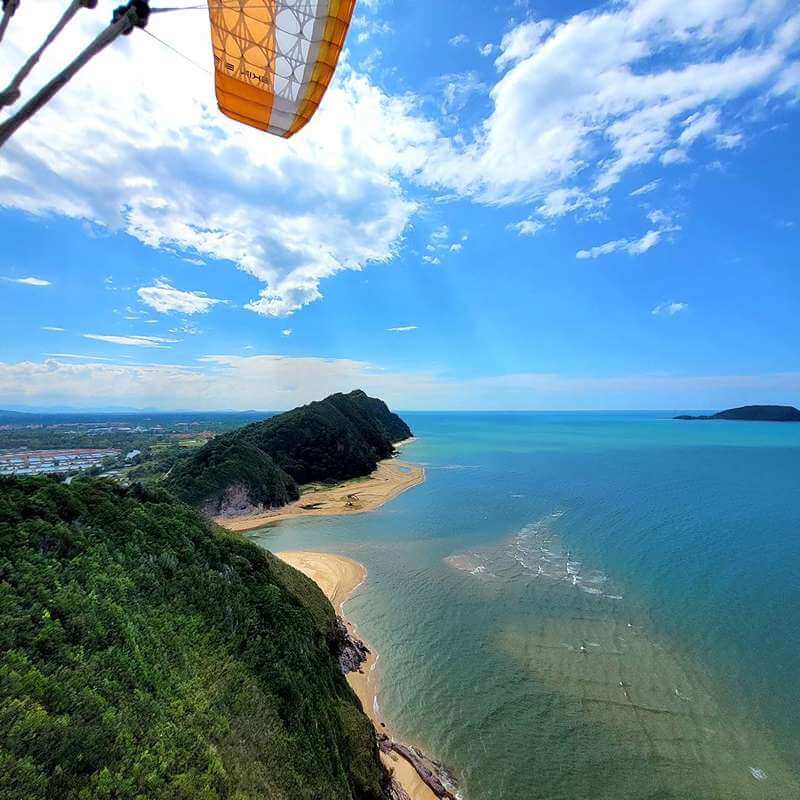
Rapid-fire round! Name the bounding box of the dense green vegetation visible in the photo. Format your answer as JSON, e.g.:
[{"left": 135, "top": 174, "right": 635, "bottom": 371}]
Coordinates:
[
  {"left": 167, "top": 391, "right": 412, "bottom": 515},
  {"left": 165, "top": 438, "right": 299, "bottom": 513},
  {"left": 0, "top": 477, "right": 391, "bottom": 800}
]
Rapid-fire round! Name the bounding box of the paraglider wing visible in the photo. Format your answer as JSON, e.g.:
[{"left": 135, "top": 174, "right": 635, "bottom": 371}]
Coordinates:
[{"left": 207, "top": 0, "right": 356, "bottom": 138}]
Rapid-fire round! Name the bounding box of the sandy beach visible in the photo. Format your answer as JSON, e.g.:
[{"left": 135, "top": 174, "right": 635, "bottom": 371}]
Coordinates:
[
  {"left": 277, "top": 551, "right": 441, "bottom": 800},
  {"left": 217, "top": 457, "right": 425, "bottom": 533}
]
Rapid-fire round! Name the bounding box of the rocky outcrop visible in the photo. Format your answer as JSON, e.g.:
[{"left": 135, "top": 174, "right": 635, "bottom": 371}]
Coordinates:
[
  {"left": 336, "top": 622, "right": 459, "bottom": 800},
  {"left": 335, "top": 616, "right": 371, "bottom": 674},
  {"left": 202, "top": 483, "right": 257, "bottom": 517},
  {"left": 378, "top": 736, "right": 459, "bottom": 800}
]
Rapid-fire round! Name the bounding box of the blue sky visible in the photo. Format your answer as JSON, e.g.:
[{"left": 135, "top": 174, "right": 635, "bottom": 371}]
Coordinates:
[{"left": 0, "top": 0, "right": 798, "bottom": 410}]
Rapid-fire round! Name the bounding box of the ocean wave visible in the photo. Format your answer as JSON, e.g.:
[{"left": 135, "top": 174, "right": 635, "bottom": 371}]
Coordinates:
[{"left": 444, "top": 510, "right": 619, "bottom": 599}]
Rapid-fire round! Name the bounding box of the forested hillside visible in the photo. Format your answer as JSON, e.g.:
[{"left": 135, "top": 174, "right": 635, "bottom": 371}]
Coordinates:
[
  {"left": 167, "top": 390, "right": 411, "bottom": 516},
  {"left": 0, "top": 477, "right": 391, "bottom": 800}
]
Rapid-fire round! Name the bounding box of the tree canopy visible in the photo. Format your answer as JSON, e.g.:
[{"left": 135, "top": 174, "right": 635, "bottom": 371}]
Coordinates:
[{"left": 0, "top": 476, "right": 390, "bottom": 800}]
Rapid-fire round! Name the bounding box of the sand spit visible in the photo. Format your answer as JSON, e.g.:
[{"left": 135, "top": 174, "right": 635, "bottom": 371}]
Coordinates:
[{"left": 217, "top": 458, "right": 425, "bottom": 533}]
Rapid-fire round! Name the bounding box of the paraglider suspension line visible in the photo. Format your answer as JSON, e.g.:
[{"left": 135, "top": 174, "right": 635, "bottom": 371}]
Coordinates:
[
  {"left": 0, "top": 1, "right": 151, "bottom": 149},
  {"left": 0, "top": 0, "right": 21, "bottom": 46}
]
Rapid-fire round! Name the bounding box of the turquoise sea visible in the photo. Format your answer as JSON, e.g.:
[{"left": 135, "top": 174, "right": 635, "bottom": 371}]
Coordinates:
[{"left": 250, "top": 412, "right": 800, "bottom": 800}]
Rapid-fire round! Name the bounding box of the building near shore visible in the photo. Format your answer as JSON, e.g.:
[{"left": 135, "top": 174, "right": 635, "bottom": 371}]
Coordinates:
[{"left": 0, "top": 448, "right": 120, "bottom": 476}]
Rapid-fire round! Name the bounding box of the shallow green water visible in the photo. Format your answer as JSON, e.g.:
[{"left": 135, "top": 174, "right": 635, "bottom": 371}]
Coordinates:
[{"left": 249, "top": 412, "right": 800, "bottom": 800}]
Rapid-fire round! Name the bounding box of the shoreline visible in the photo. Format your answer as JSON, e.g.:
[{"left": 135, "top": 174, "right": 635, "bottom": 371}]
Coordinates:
[
  {"left": 216, "top": 455, "right": 425, "bottom": 533},
  {"left": 277, "top": 551, "right": 455, "bottom": 800}
]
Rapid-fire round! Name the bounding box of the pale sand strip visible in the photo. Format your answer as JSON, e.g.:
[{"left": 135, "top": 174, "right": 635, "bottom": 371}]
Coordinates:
[
  {"left": 277, "top": 551, "right": 439, "bottom": 800},
  {"left": 217, "top": 458, "right": 425, "bottom": 533}
]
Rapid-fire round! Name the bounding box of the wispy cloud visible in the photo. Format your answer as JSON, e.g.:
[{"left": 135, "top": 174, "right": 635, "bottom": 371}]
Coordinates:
[
  {"left": 509, "top": 218, "right": 545, "bottom": 236},
  {"left": 387, "top": 325, "right": 418, "bottom": 332},
  {"left": 577, "top": 211, "right": 681, "bottom": 259},
  {"left": 281, "top": 329, "right": 293, "bottom": 337},
  {"left": 3, "top": 276, "right": 51, "bottom": 286},
  {"left": 138, "top": 278, "right": 223, "bottom": 315},
  {"left": 630, "top": 179, "right": 661, "bottom": 197},
  {"left": 45, "top": 353, "right": 121, "bottom": 362},
  {"left": 82, "top": 334, "right": 179, "bottom": 348},
  {"left": 423, "top": 225, "right": 466, "bottom": 263},
  {"left": 448, "top": 34, "right": 469, "bottom": 47},
  {"left": 41, "top": 326, "right": 65, "bottom": 332},
  {"left": 652, "top": 301, "right": 689, "bottom": 316}
]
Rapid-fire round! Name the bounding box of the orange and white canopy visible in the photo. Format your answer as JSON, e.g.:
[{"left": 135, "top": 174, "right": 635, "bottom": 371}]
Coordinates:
[{"left": 207, "top": 0, "right": 356, "bottom": 138}]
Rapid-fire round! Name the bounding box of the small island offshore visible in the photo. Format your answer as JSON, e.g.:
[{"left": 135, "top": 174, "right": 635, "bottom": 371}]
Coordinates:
[
  {"left": 0, "top": 391, "right": 453, "bottom": 800},
  {"left": 675, "top": 404, "right": 800, "bottom": 422}
]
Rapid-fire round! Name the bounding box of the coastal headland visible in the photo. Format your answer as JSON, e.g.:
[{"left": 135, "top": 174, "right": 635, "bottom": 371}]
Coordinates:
[
  {"left": 277, "top": 551, "right": 456, "bottom": 800},
  {"left": 216, "top": 454, "right": 424, "bottom": 532}
]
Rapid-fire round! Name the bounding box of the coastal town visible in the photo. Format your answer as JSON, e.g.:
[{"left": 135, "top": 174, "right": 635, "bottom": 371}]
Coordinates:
[{"left": 0, "top": 447, "right": 122, "bottom": 476}]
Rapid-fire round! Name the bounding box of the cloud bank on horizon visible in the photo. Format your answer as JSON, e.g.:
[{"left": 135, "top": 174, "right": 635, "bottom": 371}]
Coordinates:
[{"left": 1, "top": 355, "right": 799, "bottom": 412}]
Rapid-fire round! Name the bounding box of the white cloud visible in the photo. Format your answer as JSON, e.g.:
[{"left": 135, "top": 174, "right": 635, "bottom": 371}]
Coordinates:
[
  {"left": 509, "top": 218, "right": 545, "bottom": 236},
  {"left": 715, "top": 132, "right": 744, "bottom": 149},
  {"left": 419, "top": 1, "right": 799, "bottom": 207},
  {"left": 41, "top": 326, "right": 65, "bottom": 332},
  {"left": 630, "top": 179, "right": 661, "bottom": 196},
  {"left": 652, "top": 301, "right": 689, "bottom": 316},
  {"left": 0, "top": 5, "right": 435, "bottom": 318},
  {"left": 281, "top": 329, "right": 293, "bottom": 337},
  {"left": 577, "top": 209, "right": 680, "bottom": 258},
  {"left": 449, "top": 34, "right": 470, "bottom": 47},
  {"left": 494, "top": 19, "right": 553, "bottom": 71},
  {"left": 0, "top": 0, "right": 797, "bottom": 317},
  {"left": 773, "top": 60, "right": 800, "bottom": 97},
  {"left": 137, "top": 278, "right": 223, "bottom": 315},
  {"left": 169, "top": 320, "right": 202, "bottom": 336},
  {"left": 678, "top": 108, "right": 720, "bottom": 147},
  {"left": 387, "top": 325, "right": 418, "bottom": 332},
  {"left": 351, "top": 15, "right": 392, "bottom": 43},
  {"left": 3, "top": 276, "right": 51, "bottom": 286},
  {"left": 577, "top": 228, "right": 668, "bottom": 259},
  {"left": 439, "top": 71, "right": 487, "bottom": 115},
  {"left": 421, "top": 223, "right": 465, "bottom": 262},
  {"left": 537, "top": 188, "right": 607, "bottom": 219},
  {"left": 2, "top": 355, "right": 799, "bottom": 411},
  {"left": 661, "top": 148, "right": 690, "bottom": 165},
  {"left": 82, "top": 334, "right": 179, "bottom": 348},
  {"left": 44, "top": 353, "right": 120, "bottom": 362},
  {"left": 479, "top": 43, "right": 495, "bottom": 57}
]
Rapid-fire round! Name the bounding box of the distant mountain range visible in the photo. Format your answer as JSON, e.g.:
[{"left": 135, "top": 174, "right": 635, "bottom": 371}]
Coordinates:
[
  {"left": 675, "top": 405, "right": 800, "bottom": 422},
  {"left": 167, "top": 389, "right": 412, "bottom": 516}
]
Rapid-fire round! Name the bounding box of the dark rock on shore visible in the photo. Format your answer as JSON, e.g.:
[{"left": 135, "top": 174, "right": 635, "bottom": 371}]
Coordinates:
[
  {"left": 336, "top": 616, "right": 371, "bottom": 674},
  {"left": 379, "top": 735, "right": 459, "bottom": 800}
]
